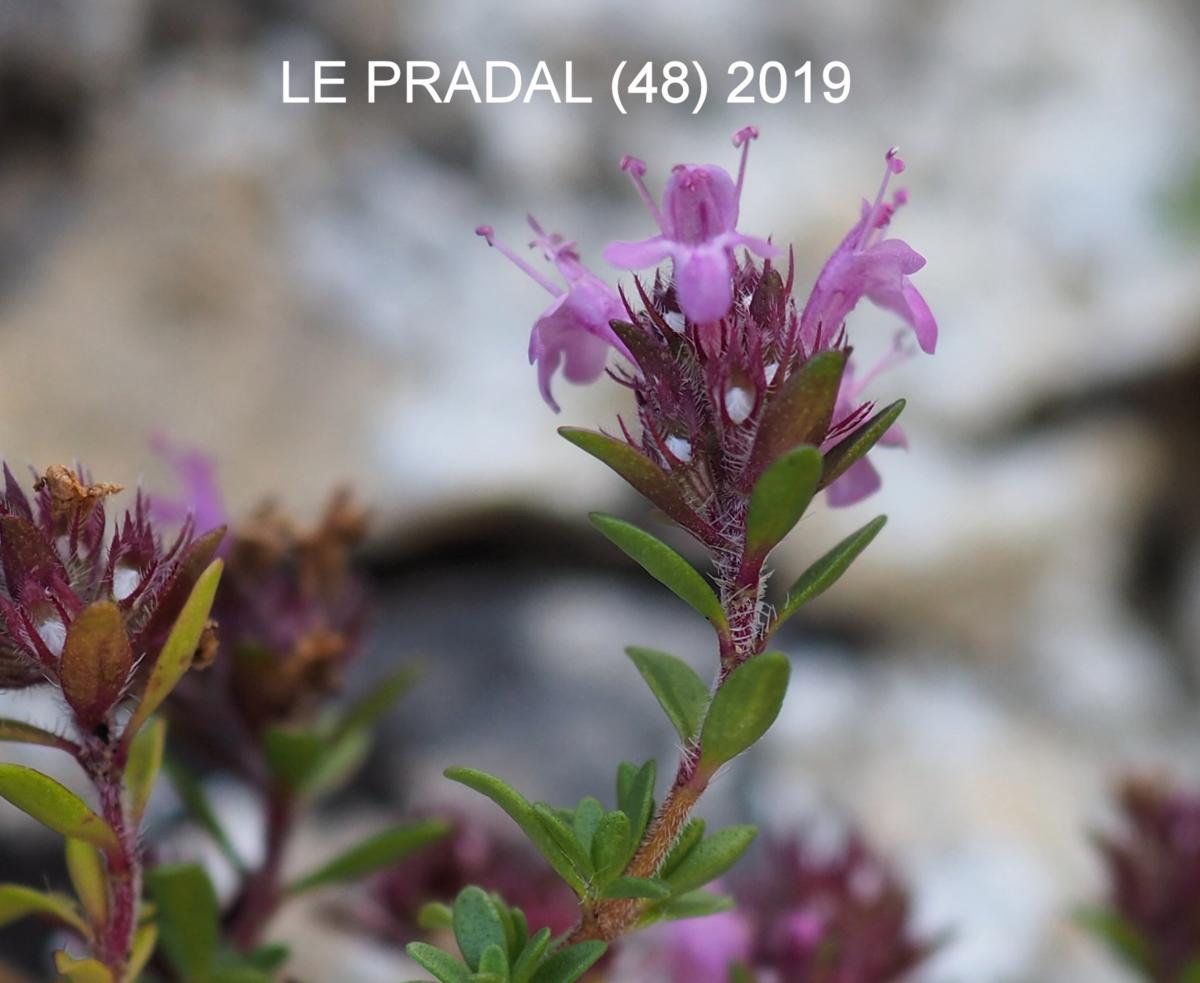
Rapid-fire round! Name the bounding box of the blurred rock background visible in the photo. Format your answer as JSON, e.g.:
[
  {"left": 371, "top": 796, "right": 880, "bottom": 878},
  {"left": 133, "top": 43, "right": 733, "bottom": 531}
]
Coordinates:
[{"left": 1, "top": 0, "right": 1199, "bottom": 980}]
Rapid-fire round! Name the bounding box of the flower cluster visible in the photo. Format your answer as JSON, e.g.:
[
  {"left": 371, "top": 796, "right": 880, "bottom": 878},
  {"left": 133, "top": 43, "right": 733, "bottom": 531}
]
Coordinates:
[
  {"left": 0, "top": 463, "right": 223, "bottom": 726},
  {"left": 153, "top": 446, "right": 370, "bottom": 758},
  {"left": 658, "top": 833, "right": 933, "bottom": 983},
  {"left": 480, "top": 128, "right": 936, "bottom": 511},
  {"left": 1093, "top": 776, "right": 1200, "bottom": 982}
]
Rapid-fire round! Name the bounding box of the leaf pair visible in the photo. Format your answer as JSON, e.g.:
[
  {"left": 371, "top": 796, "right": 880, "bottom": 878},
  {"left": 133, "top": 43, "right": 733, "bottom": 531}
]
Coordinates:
[{"left": 625, "top": 647, "right": 790, "bottom": 774}]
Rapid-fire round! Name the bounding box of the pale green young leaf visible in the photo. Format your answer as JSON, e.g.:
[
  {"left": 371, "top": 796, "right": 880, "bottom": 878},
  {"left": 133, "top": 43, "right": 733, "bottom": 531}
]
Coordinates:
[
  {"left": 125, "top": 716, "right": 166, "bottom": 824},
  {"left": 124, "top": 558, "right": 223, "bottom": 742},
  {"left": 0, "top": 884, "right": 89, "bottom": 937},
  {"left": 65, "top": 838, "right": 107, "bottom": 929},
  {"left": 288, "top": 820, "right": 449, "bottom": 895},
  {"left": 0, "top": 764, "right": 117, "bottom": 853}
]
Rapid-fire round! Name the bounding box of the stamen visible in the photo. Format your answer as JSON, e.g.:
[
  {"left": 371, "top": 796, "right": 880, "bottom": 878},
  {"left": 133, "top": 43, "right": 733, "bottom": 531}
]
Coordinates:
[
  {"left": 476, "top": 224, "right": 563, "bottom": 297},
  {"left": 857, "top": 147, "right": 903, "bottom": 251},
  {"left": 849, "top": 331, "right": 916, "bottom": 397},
  {"left": 732, "top": 125, "right": 759, "bottom": 204},
  {"left": 620, "top": 154, "right": 665, "bottom": 231}
]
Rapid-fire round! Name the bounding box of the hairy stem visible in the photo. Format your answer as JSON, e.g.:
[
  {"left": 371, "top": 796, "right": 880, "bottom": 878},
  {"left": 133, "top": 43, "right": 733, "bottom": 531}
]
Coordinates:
[
  {"left": 570, "top": 557, "right": 766, "bottom": 944},
  {"left": 79, "top": 736, "right": 140, "bottom": 977}
]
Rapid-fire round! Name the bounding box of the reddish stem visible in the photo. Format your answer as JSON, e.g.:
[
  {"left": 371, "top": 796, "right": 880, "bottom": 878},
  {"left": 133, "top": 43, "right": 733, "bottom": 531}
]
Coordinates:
[{"left": 227, "top": 786, "right": 295, "bottom": 951}]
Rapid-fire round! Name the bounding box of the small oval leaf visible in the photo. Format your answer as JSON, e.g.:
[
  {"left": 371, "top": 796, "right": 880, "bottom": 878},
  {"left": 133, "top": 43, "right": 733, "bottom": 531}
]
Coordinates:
[
  {"left": 406, "top": 942, "right": 472, "bottom": 983},
  {"left": 0, "top": 718, "right": 77, "bottom": 753},
  {"left": 0, "top": 764, "right": 117, "bottom": 853},
  {"left": 65, "top": 838, "right": 108, "bottom": 929},
  {"left": 0, "top": 883, "right": 89, "bottom": 937},
  {"left": 773, "top": 515, "right": 887, "bottom": 629},
  {"left": 53, "top": 951, "right": 113, "bottom": 983},
  {"left": 699, "top": 653, "right": 790, "bottom": 771},
  {"left": 743, "top": 446, "right": 824, "bottom": 563},
  {"left": 748, "top": 350, "right": 846, "bottom": 479},
  {"left": 663, "top": 826, "right": 758, "bottom": 896},
  {"left": 626, "top": 647, "right": 709, "bottom": 744},
  {"left": 125, "top": 716, "right": 166, "bottom": 824},
  {"left": 288, "top": 820, "right": 449, "bottom": 895},
  {"left": 147, "top": 863, "right": 219, "bottom": 980},
  {"left": 123, "top": 558, "right": 223, "bottom": 743},
  {"left": 453, "top": 886, "right": 508, "bottom": 972},
  {"left": 601, "top": 875, "right": 671, "bottom": 900},
  {"left": 589, "top": 514, "right": 726, "bottom": 631},
  {"left": 529, "top": 941, "right": 607, "bottom": 983},
  {"left": 559, "top": 428, "right": 709, "bottom": 541}
]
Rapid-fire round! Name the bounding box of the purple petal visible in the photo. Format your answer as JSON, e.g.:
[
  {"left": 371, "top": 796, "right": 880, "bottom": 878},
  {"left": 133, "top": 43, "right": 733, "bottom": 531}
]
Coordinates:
[
  {"left": 674, "top": 245, "right": 735, "bottom": 324},
  {"left": 826, "top": 456, "right": 882, "bottom": 507},
  {"left": 666, "top": 911, "right": 753, "bottom": 983},
  {"left": 661, "top": 164, "right": 739, "bottom": 244},
  {"left": 603, "top": 235, "right": 674, "bottom": 270},
  {"left": 901, "top": 279, "right": 938, "bottom": 354},
  {"left": 732, "top": 233, "right": 782, "bottom": 259}
]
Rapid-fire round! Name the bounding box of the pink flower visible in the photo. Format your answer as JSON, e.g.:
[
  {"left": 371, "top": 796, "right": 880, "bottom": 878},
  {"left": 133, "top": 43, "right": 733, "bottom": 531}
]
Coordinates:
[
  {"left": 478, "top": 217, "right": 630, "bottom": 412},
  {"left": 603, "top": 126, "right": 779, "bottom": 325},
  {"left": 664, "top": 910, "right": 754, "bottom": 983},
  {"left": 801, "top": 149, "right": 938, "bottom": 355},
  {"left": 824, "top": 333, "right": 913, "bottom": 508},
  {"left": 149, "top": 435, "right": 230, "bottom": 551}
]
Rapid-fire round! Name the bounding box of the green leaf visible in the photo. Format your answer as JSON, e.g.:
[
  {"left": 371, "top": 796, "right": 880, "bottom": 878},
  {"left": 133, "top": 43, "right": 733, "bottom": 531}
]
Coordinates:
[
  {"left": 288, "top": 820, "right": 449, "bottom": 894},
  {"left": 418, "top": 901, "right": 455, "bottom": 931},
  {"left": 65, "top": 838, "right": 108, "bottom": 929},
  {"left": 743, "top": 446, "right": 824, "bottom": 563},
  {"left": 571, "top": 797, "right": 604, "bottom": 856},
  {"left": 772, "top": 516, "right": 887, "bottom": 630},
  {"left": 407, "top": 942, "right": 473, "bottom": 983},
  {"left": 659, "top": 818, "right": 705, "bottom": 879},
  {"left": 532, "top": 805, "right": 593, "bottom": 881},
  {"left": 748, "top": 350, "right": 846, "bottom": 478},
  {"left": 0, "top": 884, "right": 89, "bottom": 937},
  {"left": 559, "top": 428, "right": 708, "bottom": 541},
  {"left": 818, "top": 399, "right": 906, "bottom": 491},
  {"left": 640, "top": 888, "right": 735, "bottom": 925},
  {"left": 53, "top": 951, "right": 113, "bottom": 983},
  {"left": 453, "top": 887, "right": 508, "bottom": 972},
  {"left": 699, "top": 653, "right": 790, "bottom": 771},
  {"left": 478, "top": 943, "right": 510, "bottom": 978},
  {"left": 589, "top": 514, "right": 726, "bottom": 631},
  {"left": 0, "top": 764, "right": 117, "bottom": 853},
  {"left": 601, "top": 876, "right": 671, "bottom": 900},
  {"left": 663, "top": 826, "right": 758, "bottom": 896},
  {"left": 242, "top": 942, "right": 290, "bottom": 972},
  {"left": 529, "top": 940, "right": 606, "bottom": 983},
  {"left": 60, "top": 601, "right": 133, "bottom": 730},
  {"left": 124, "top": 558, "right": 223, "bottom": 743},
  {"left": 617, "top": 759, "right": 656, "bottom": 852},
  {"left": 626, "top": 647, "right": 709, "bottom": 743},
  {"left": 164, "top": 756, "right": 245, "bottom": 873},
  {"left": 303, "top": 725, "right": 372, "bottom": 798},
  {"left": 332, "top": 665, "right": 420, "bottom": 742},
  {"left": 125, "top": 716, "right": 166, "bottom": 824},
  {"left": 147, "top": 862, "right": 220, "bottom": 980},
  {"left": 444, "top": 768, "right": 587, "bottom": 895},
  {"left": 591, "top": 810, "right": 632, "bottom": 882},
  {"left": 262, "top": 726, "right": 325, "bottom": 791},
  {"left": 1075, "top": 906, "right": 1152, "bottom": 973},
  {"left": 511, "top": 927, "right": 551, "bottom": 983},
  {"left": 125, "top": 922, "right": 158, "bottom": 983},
  {"left": 0, "top": 717, "right": 78, "bottom": 753}
]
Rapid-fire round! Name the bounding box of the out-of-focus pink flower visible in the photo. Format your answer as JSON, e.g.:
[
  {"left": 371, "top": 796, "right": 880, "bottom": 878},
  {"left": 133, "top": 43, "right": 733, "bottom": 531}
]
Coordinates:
[
  {"left": 663, "top": 909, "right": 753, "bottom": 983},
  {"left": 150, "top": 435, "right": 230, "bottom": 552},
  {"left": 603, "top": 126, "right": 779, "bottom": 324},
  {"left": 478, "top": 217, "right": 630, "bottom": 412},
  {"left": 824, "top": 333, "right": 913, "bottom": 508},
  {"left": 801, "top": 149, "right": 937, "bottom": 355}
]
